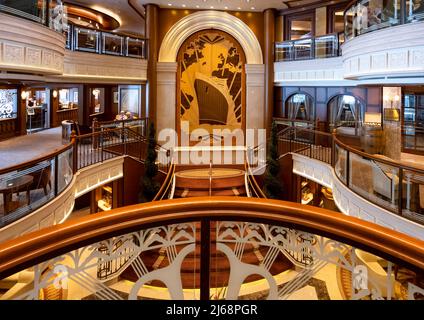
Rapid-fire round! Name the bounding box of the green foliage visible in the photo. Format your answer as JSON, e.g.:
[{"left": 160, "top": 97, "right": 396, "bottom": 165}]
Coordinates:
[
  {"left": 139, "top": 122, "right": 160, "bottom": 202},
  {"left": 263, "top": 122, "right": 283, "bottom": 199}
]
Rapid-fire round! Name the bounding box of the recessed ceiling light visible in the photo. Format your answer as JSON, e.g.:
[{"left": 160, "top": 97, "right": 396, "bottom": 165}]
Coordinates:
[
  {"left": 196, "top": 5, "right": 200, "bottom": 8},
  {"left": 251, "top": 7, "right": 255, "bottom": 10},
  {"left": 182, "top": 4, "right": 186, "bottom": 7},
  {"left": 167, "top": 3, "right": 172, "bottom": 6},
  {"left": 210, "top": 6, "right": 214, "bottom": 9},
  {"left": 224, "top": 6, "right": 228, "bottom": 9},
  {"left": 237, "top": 7, "right": 241, "bottom": 10}
]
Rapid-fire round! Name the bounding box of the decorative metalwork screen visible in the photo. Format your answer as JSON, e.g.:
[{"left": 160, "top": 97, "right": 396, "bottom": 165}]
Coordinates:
[{"left": 0, "top": 89, "right": 18, "bottom": 119}]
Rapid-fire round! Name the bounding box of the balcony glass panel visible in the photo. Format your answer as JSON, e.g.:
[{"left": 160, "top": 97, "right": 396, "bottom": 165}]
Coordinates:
[
  {"left": 344, "top": 0, "right": 402, "bottom": 39},
  {"left": 0, "top": 0, "right": 47, "bottom": 24},
  {"left": 315, "top": 35, "right": 339, "bottom": 59},
  {"left": 349, "top": 153, "right": 399, "bottom": 212},
  {"left": 335, "top": 145, "right": 347, "bottom": 184},
  {"left": 293, "top": 39, "right": 313, "bottom": 60},
  {"left": 275, "top": 42, "right": 293, "bottom": 61},
  {"left": 127, "top": 38, "right": 145, "bottom": 58},
  {"left": 48, "top": 0, "right": 67, "bottom": 33},
  {"left": 402, "top": 169, "right": 424, "bottom": 224},
  {"left": 74, "top": 27, "right": 99, "bottom": 53},
  {"left": 0, "top": 159, "right": 55, "bottom": 228},
  {"left": 102, "top": 33, "right": 123, "bottom": 56},
  {"left": 406, "top": 0, "right": 424, "bottom": 22},
  {"left": 57, "top": 148, "right": 73, "bottom": 194}
]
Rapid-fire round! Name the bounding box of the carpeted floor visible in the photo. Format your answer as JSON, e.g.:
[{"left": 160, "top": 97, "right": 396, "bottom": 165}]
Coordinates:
[{"left": 0, "top": 128, "right": 62, "bottom": 170}]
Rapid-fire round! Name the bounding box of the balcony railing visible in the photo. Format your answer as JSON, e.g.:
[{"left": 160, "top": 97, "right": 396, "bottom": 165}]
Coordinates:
[
  {"left": 0, "top": 197, "right": 422, "bottom": 300},
  {"left": 345, "top": 0, "right": 424, "bottom": 41},
  {"left": 275, "top": 33, "right": 343, "bottom": 62},
  {"left": 0, "top": 0, "right": 67, "bottom": 33},
  {"left": 0, "top": 143, "right": 74, "bottom": 228},
  {"left": 0, "top": 125, "right": 170, "bottom": 229},
  {"left": 277, "top": 125, "right": 424, "bottom": 226},
  {"left": 66, "top": 24, "right": 147, "bottom": 59}
]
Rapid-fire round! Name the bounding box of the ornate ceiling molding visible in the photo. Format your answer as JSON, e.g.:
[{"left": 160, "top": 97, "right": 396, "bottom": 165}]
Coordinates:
[{"left": 158, "top": 11, "right": 263, "bottom": 64}]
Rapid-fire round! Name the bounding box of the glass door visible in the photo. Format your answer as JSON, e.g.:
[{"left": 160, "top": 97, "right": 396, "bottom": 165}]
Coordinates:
[{"left": 403, "top": 94, "right": 424, "bottom": 152}]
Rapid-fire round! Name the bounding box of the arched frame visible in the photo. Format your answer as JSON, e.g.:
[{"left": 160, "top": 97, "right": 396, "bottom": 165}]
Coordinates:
[
  {"left": 284, "top": 92, "right": 315, "bottom": 122},
  {"left": 176, "top": 29, "right": 247, "bottom": 139},
  {"left": 156, "top": 11, "right": 265, "bottom": 147},
  {"left": 159, "top": 11, "right": 263, "bottom": 65}
]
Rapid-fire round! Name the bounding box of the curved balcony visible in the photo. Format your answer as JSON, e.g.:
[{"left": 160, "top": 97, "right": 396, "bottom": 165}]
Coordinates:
[
  {"left": 342, "top": 0, "right": 424, "bottom": 80},
  {"left": 277, "top": 126, "right": 424, "bottom": 240},
  {"left": 0, "top": 124, "right": 169, "bottom": 243},
  {"left": 0, "top": 197, "right": 422, "bottom": 300},
  {"left": 0, "top": 12, "right": 65, "bottom": 75}
]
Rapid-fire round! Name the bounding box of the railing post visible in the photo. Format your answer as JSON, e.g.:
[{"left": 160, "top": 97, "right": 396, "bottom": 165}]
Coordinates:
[
  {"left": 200, "top": 218, "right": 211, "bottom": 301},
  {"left": 70, "top": 130, "right": 78, "bottom": 174},
  {"left": 54, "top": 155, "right": 59, "bottom": 196},
  {"left": 398, "top": 168, "right": 403, "bottom": 216},
  {"left": 346, "top": 150, "right": 350, "bottom": 187}
]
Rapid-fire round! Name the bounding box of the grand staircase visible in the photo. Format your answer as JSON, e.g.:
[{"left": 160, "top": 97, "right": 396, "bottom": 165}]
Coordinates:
[{"left": 173, "top": 165, "right": 247, "bottom": 198}]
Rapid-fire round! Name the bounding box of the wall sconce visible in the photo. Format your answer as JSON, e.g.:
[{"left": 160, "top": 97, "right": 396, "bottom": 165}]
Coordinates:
[
  {"left": 52, "top": 90, "right": 58, "bottom": 98},
  {"left": 364, "top": 112, "right": 382, "bottom": 126},
  {"left": 21, "top": 90, "right": 28, "bottom": 100},
  {"left": 383, "top": 93, "right": 401, "bottom": 122}
]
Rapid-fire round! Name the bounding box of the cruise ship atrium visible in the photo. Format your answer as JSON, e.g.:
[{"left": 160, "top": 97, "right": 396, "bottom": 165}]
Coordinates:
[{"left": 0, "top": 0, "right": 423, "bottom": 302}]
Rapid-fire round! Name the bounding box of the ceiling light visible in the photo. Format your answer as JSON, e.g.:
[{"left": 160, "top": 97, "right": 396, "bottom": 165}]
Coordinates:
[
  {"left": 237, "top": 7, "right": 241, "bottom": 10},
  {"left": 210, "top": 6, "right": 214, "bottom": 9},
  {"left": 168, "top": 3, "right": 172, "bottom": 6},
  {"left": 182, "top": 4, "right": 186, "bottom": 7},
  {"left": 251, "top": 7, "right": 255, "bottom": 10},
  {"left": 224, "top": 6, "right": 228, "bottom": 9},
  {"left": 196, "top": 5, "right": 200, "bottom": 8}
]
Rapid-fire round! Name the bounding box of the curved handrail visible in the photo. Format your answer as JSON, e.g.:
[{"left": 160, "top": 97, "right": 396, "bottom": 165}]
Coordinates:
[
  {"left": 152, "top": 162, "right": 175, "bottom": 201},
  {"left": 0, "top": 196, "right": 423, "bottom": 279},
  {"left": 333, "top": 134, "right": 424, "bottom": 174},
  {"left": 244, "top": 161, "right": 267, "bottom": 199}
]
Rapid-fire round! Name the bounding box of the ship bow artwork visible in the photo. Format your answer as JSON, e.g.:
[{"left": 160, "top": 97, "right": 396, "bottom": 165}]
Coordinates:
[{"left": 179, "top": 31, "right": 245, "bottom": 139}]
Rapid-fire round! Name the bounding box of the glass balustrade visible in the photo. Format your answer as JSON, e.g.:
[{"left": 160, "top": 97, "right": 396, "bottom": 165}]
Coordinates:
[
  {"left": 275, "top": 34, "right": 340, "bottom": 62},
  {"left": 0, "top": 145, "right": 74, "bottom": 228},
  {"left": 335, "top": 145, "right": 347, "bottom": 184},
  {"left": 345, "top": 0, "right": 423, "bottom": 41},
  {"left": 348, "top": 152, "right": 400, "bottom": 212},
  {"left": 0, "top": 3, "right": 147, "bottom": 59}
]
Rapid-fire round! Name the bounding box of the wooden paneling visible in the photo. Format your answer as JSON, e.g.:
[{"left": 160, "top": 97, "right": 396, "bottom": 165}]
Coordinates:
[{"left": 0, "top": 119, "right": 16, "bottom": 141}]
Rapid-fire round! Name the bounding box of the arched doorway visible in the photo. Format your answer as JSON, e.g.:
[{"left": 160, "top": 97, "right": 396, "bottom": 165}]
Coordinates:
[
  {"left": 327, "top": 94, "right": 364, "bottom": 135},
  {"left": 285, "top": 93, "right": 315, "bottom": 127},
  {"left": 176, "top": 30, "right": 246, "bottom": 141}
]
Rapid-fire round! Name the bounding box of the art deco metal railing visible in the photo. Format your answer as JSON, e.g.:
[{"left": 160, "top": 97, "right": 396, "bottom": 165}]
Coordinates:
[{"left": 0, "top": 197, "right": 422, "bottom": 300}]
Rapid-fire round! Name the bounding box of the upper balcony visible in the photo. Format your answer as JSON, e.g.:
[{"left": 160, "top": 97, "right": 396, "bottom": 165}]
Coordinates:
[
  {"left": 342, "top": 0, "right": 424, "bottom": 80},
  {"left": 0, "top": 1, "right": 147, "bottom": 83},
  {"left": 0, "top": 1, "right": 67, "bottom": 76},
  {"left": 274, "top": 33, "right": 349, "bottom": 85}
]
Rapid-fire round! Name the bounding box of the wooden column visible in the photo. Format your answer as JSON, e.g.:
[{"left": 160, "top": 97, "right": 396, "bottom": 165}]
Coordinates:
[
  {"left": 264, "top": 9, "right": 276, "bottom": 136},
  {"left": 50, "top": 89, "right": 59, "bottom": 127},
  {"left": 146, "top": 4, "right": 159, "bottom": 128}
]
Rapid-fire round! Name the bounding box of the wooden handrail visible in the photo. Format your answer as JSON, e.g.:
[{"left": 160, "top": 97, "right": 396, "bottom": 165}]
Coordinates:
[
  {"left": 333, "top": 134, "right": 424, "bottom": 174},
  {"left": 0, "top": 196, "right": 423, "bottom": 279},
  {"left": 152, "top": 162, "right": 175, "bottom": 201}
]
